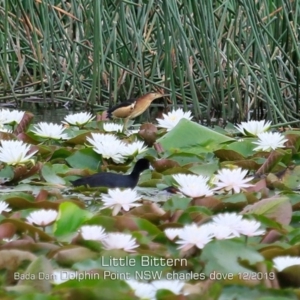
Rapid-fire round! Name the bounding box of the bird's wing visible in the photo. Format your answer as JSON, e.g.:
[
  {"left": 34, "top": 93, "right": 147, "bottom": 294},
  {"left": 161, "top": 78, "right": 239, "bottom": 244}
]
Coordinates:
[{"left": 107, "top": 99, "right": 137, "bottom": 119}]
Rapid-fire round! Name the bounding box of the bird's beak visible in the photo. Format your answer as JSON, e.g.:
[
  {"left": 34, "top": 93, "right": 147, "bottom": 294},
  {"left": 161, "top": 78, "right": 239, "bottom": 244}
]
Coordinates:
[{"left": 149, "top": 165, "right": 154, "bottom": 171}]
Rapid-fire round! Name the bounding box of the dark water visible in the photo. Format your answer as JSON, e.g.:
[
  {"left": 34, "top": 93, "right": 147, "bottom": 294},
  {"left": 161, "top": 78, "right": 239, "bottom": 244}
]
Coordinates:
[{"left": 32, "top": 107, "right": 77, "bottom": 123}]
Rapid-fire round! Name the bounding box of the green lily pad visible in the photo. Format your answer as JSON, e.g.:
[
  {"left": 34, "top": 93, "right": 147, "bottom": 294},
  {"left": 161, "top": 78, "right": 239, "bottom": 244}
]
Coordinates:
[
  {"left": 41, "top": 164, "right": 66, "bottom": 185},
  {"left": 157, "top": 119, "right": 234, "bottom": 152},
  {"left": 65, "top": 148, "right": 101, "bottom": 171},
  {"left": 201, "top": 240, "right": 264, "bottom": 275},
  {"left": 54, "top": 202, "right": 93, "bottom": 237}
]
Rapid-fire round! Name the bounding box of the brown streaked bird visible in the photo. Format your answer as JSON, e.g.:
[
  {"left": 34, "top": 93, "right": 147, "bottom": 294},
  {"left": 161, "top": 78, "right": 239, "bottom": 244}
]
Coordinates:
[{"left": 107, "top": 92, "right": 168, "bottom": 130}]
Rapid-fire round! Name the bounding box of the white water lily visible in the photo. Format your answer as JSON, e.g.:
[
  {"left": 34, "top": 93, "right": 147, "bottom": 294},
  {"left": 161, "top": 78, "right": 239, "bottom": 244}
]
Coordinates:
[
  {"left": 201, "top": 223, "right": 238, "bottom": 240},
  {"left": 80, "top": 225, "right": 107, "bottom": 241},
  {"left": 0, "top": 109, "right": 24, "bottom": 125},
  {"left": 62, "top": 112, "right": 95, "bottom": 126},
  {"left": 26, "top": 209, "right": 58, "bottom": 226},
  {"left": 214, "top": 168, "right": 253, "bottom": 193},
  {"left": 102, "top": 233, "right": 139, "bottom": 252},
  {"left": 86, "top": 133, "right": 126, "bottom": 163},
  {"left": 156, "top": 108, "right": 192, "bottom": 131},
  {"left": 273, "top": 256, "right": 300, "bottom": 272},
  {"left": 126, "top": 280, "right": 156, "bottom": 300},
  {"left": 176, "top": 223, "right": 214, "bottom": 251},
  {"left": 52, "top": 270, "right": 78, "bottom": 284},
  {"left": 253, "top": 132, "right": 288, "bottom": 151},
  {"left": 211, "top": 212, "right": 243, "bottom": 237},
  {"left": 235, "top": 120, "right": 271, "bottom": 136},
  {"left": 123, "top": 141, "right": 148, "bottom": 156},
  {"left": 164, "top": 228, "right": 183, "bottom": 240},
  {"left": 103, "top": 123, "right": 123, "bottom": 133},
  {"left": 101, "top": 188, "right": 141, "bottom": 216},
  {"left": 151, "top": 279, "right": 186, "bottom": 296},
  {"left": 236, "top": 219, "right": 265, "bottom": 237},
  {"left": 0, "top": 140, "right": 38, "bottom": 165},
  {"left": 126, "top": 129, "right": 140, "bottom": 136},
  {"left": 0, "top": 201, "right": 11, "bottom": 214},
  {"left": 32, "top": 122, "right": 69, "bottom": 140},
  {"left": 173, "top": 174, "right": 213, "bottom": 198}
]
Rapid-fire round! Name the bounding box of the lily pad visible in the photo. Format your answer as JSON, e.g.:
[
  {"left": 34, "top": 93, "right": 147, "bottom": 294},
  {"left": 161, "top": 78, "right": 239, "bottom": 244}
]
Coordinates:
[{"left": 157, "top": 119, "right": 234, "bottom": 152}]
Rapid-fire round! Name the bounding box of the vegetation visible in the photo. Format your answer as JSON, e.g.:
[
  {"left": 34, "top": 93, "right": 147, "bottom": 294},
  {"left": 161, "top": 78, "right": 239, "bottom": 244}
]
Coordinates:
[
  {"left": 0, "top": 0, "right": 300, "bottom": 299},
  {"left": 0, "top": 0, "right": 299, "bottom": 125},
  {"left": 0, "top": 110, "right": 298, "bottom": 299}
]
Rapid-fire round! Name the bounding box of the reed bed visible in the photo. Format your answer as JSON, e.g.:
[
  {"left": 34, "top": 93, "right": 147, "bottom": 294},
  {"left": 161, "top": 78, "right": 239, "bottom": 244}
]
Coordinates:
[{"left": 0, "top": 0, "right": 299, "bottom": 125}]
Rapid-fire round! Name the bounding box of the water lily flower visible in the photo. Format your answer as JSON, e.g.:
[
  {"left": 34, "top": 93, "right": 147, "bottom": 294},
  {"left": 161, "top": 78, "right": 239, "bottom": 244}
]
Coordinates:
[
  {"left": 236, "top": 219, "right": 265, "bottom": 236},
  {"left": 253, "top": 132, "right": 288, "bottom": 151},
  {"left": 26, "top": 209, "right": 58, "bottom": 227},
  {"left": 80, "top": 225, "right": 107, "bottom": 241},
  {"left": 201, "top": 223, "right": 238, "bottom": 240},
  {"left": 103, "top": 123, "right": 123, "bottom": 133},
  {"left": 151, "top": 279, "right": 186, "bottom": 296},
  {"left": 32, "top": 122, "right": 69, "bottom": 140},
  {"left": 214, "top": 168, "right": 253, "bottom": 193},
  {"left": 156, "top": 108, "right": 192, "bottom": 131},
  {"left": 126, "top": 280, "right": 156, "bottom": 300},
  {"left": 164, "top": 228, "right": 183, "bottom": 240},
  {"left": 52, "top": 270, "right": 78, "bottom": 284},
  {"left": 123, "top": 141, "right": 148, "bottom": 156},
  {"left": 101, "top": 188, "right": 141, "bottom": 216},
  {"left": 173, "top": 174, "right": 213, "bottom": 198},
  {"left": 62, "top": 112, "right": 95, "bottom": 126},
  {"left": 176, "top": 223, "right": 214, "bottom": 251},
  {"left": 102, "top": 233, "right": 139, "bottom": 252},
  {"left": 126, "top": 129, "right": 140, "bottom": 136},
  {"left": 86, "top": 133, "right": 126, "bottom": 163},
  {"left": 0, "top": 109, "right": 24, "bottom": 125},
  {"left": 273, "top": 256, "right": 300, "bottom": 272},
  {"left": 211, "top": 212, "right": 243, "bottom": 237},
  {"left": 0, "top": 201, "right": 11, "bottom": 214},
  {"left": 0, "top": 140, "right": 38, "bottom": 165},
  {"left": 235, "top": 120, "right": 271, "bottom": 136}
]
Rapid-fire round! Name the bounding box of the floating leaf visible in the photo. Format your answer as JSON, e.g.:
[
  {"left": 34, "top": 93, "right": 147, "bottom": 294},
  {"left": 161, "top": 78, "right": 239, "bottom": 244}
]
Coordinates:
[
  {"left": 201, "top": 240, "right": 263, "bottom": 275},
  {"left": 255, "top": 150, "right": 284, "bottom": 176},
  {"left": 17, "top": 256, "right": 52, "bottom": 293},
  {"left": 278, "top": 166, "right": 300, "bottom": 190},
  {"left": 65, "top": 131, "right": 92, "bottom": 145},
  {"left": 0, "top": 249, "right": 36, "bottom": 270},
  {"left": 157, "top": 118, "right": 234, "bottom": 152},
  {"left": 224, "top": 140, "right": 256, "bottom": 157},
  {"left": 241, "top": 196, "right": 292, "bottom": 225},
  {"left": 0, "top": 165, "right": 14, "bottom": 182},
  {"left": 65, "top": 148, "right": 101, "bottom": 171},
  {"left": 0, "top": 222, "right": 16, "bottom": 239},
  {"left": 54, "top": 202, "right": 92, "bottom": 237},
  {"left": 152, "top": 159, "right": 180, "bottom": 172},
  {"left": 1, "top": 219, "right": 54, "bottom": 241},
  {"left": 52, "top": 246, "right": 97, "bottom": 266},
  {"left": 214, "top": 149, "right": 245, "bottom": 161},
  {"left": 14, "top": 112, "right": 34, "bottom": 135},
  {"left": 41, "top": 163, "right": 66, "bottom": 185}
]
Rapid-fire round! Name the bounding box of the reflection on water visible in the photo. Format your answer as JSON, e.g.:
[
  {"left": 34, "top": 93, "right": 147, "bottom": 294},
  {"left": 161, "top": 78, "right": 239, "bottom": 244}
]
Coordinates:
[
  {"left": 28, "top": 107, "right": 97, "bottom": 124},
  {"left": 33, "top": 107, "right": 74, "bottom": 123}
]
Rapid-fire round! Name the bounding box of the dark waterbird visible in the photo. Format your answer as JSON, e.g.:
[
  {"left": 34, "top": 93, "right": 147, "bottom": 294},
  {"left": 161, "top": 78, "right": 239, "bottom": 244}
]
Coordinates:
[{"left": 71, "top": 158, "right": 150, "bottom": 188}]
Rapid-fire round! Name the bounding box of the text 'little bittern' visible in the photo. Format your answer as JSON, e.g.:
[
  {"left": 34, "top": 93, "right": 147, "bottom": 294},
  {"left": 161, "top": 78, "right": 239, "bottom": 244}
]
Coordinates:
[{"left": 107, "top": 92, "right": 168, "bottom": 130}]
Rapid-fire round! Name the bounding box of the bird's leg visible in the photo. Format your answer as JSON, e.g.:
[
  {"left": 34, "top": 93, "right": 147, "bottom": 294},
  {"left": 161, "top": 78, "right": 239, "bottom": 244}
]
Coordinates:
[{"left": 123, "top": 118, "right": 129, "bottom": 132}]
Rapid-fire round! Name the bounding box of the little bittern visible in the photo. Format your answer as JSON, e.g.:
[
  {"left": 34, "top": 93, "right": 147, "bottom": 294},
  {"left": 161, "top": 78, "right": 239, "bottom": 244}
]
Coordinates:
[{"left": 107, "top": 92, "right": 168, "bottom": 130}]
